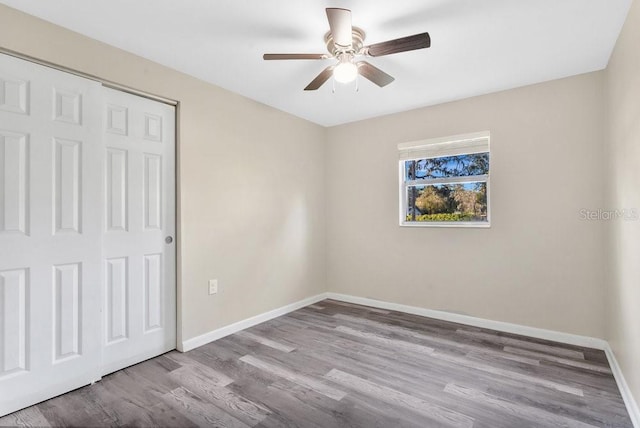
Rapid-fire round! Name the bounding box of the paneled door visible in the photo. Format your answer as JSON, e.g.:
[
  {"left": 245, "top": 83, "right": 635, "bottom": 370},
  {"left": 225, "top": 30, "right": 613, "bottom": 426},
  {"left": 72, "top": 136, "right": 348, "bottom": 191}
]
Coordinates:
[
  {"left": 0, "top": 54, "right": 103, "bottom": 415},
  {"left": 101, "top": 87, "right": 176, "bottom": 375},
  {"left": 0, "top": 53, "right": 176, "bottom": 415}
]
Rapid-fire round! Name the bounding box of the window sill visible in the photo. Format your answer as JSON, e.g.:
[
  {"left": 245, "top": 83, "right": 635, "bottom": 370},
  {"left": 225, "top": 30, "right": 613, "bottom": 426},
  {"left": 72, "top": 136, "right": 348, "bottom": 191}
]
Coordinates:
[{"left": 399, "top": 221, "right": 491, "bottom": 228}]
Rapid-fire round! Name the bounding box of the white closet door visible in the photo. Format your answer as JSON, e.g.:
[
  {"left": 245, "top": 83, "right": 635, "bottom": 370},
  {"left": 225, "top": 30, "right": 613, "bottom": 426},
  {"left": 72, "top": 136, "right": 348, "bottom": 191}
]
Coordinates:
[
  {"left": 0, "top": 53, "right": 103, "bottom": 415},
  {"left": 101, "top": 87, "right": 176, "bottom": 375}
]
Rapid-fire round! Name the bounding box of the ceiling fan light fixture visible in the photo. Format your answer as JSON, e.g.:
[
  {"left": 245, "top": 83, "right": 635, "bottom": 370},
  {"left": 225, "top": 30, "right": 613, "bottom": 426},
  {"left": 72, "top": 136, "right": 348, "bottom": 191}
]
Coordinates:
[
  {"left": 333, "top": 56, "right": 358, "bottom": 84},
  {"left": 263, "top": 8, "right": 431, "bottom": 90}
]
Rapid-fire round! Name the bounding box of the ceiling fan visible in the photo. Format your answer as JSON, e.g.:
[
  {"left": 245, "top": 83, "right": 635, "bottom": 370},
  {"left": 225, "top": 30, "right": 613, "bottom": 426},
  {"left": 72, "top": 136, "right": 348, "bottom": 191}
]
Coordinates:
[{"left": 263, "top": 8, "right": 431, "bottom": 91}]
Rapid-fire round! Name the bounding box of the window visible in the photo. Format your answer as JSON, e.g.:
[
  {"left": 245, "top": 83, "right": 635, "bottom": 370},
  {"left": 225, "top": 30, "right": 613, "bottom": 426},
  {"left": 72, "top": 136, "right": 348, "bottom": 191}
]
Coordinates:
[{"left": 398, "top": 131, "right": 490, "bottom": 227}]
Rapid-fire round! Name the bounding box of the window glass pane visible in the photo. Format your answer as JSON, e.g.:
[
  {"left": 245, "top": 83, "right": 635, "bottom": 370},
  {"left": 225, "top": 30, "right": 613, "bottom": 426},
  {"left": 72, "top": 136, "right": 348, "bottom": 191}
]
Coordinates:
[
  {"left": 405, "top": 152, "right": 489, "bottom": 180},
  {"left": 406, "top": 182, "right": 488, "bottom": 222}
]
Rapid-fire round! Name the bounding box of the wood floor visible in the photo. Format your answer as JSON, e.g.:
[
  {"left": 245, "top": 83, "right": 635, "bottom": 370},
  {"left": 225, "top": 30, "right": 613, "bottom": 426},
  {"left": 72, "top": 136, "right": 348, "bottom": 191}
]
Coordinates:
[{"left": 0, "top": 299, "right": 632, "bottom": 427}]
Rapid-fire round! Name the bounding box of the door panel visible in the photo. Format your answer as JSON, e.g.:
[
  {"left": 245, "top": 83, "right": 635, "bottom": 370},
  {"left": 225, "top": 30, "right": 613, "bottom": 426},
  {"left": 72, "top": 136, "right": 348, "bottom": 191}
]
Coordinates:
[
  {"left": 105, "top": 257, "right": 128, "bottom": 344},
  {"left": 0, "top": 268, "right": 27, "bottom": 377},
  {"left": 101, "top": 87, "right": 176, "bottom": 376},
  {"left": 0, "top": 130, "right": 29, "bottom": 235},
  {"left": 106, "top": 148, "right": 128, "bottom": 232},
  {"left": 0, "top": 53, "right": 103, "bottom": 416}
]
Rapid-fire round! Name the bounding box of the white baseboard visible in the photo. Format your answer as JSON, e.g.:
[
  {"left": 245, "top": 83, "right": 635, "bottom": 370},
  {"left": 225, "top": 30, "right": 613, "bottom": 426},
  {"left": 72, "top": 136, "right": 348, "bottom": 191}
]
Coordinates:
[
  {"left": 179, "top": 291, "right": 638, "bottom": 427},
  {"left": 326, "top": 292, "right": 638, "bottom": 427},
  {"left": 604, "top": 344, "right": 640, "bottom": 427},
  {"left": 324, "top": 293, "right": 609, "bottom": 350},
  {"left": 180, "top": 293, "right": 327, "bottom": 352}
]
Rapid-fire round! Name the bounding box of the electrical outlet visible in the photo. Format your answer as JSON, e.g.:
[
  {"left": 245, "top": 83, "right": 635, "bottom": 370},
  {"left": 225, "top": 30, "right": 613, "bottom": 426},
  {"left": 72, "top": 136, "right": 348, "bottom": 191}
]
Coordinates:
[{"left": 208, "top": 279, "right": 218, "bottom": 295}]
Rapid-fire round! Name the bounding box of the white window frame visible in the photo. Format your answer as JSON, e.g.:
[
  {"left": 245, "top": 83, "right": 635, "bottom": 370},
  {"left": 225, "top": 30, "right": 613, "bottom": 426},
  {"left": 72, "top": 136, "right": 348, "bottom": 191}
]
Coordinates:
[{"left": 398, "top": 131, "right": 491, "bottom": 228}]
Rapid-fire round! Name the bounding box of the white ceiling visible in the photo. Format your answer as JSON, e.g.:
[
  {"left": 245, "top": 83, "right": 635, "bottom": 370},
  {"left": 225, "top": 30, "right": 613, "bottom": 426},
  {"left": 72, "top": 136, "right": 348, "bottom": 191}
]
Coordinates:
[{"left": 1, "top": 0, "right": 631, "bottom": 127}]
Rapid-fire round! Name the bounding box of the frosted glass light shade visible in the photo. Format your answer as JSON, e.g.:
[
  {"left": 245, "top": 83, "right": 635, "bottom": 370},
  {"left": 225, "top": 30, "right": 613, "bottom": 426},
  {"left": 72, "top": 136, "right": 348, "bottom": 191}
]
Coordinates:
[{"left": 334, "top": 62, "right": 358, "bottom": 83}]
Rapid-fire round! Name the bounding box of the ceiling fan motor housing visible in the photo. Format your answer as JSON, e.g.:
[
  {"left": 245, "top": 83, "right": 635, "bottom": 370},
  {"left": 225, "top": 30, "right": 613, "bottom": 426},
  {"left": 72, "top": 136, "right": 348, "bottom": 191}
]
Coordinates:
[{"left": 324, "top": 27, "right": 366, "bottom": 56}]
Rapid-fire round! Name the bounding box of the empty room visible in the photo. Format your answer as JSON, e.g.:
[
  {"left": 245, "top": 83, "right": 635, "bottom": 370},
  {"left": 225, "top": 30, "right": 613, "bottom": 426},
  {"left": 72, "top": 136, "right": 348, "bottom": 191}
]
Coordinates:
[{"left": 0, "top": 0, "right": 638, "bottom": 427}]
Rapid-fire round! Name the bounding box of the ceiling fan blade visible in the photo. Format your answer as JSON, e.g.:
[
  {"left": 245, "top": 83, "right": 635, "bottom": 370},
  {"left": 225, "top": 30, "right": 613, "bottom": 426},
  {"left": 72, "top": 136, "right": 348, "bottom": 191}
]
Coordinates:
[
  {"left": 304, "top": 66, "right": 335, "bottom": 91},
  {"left": 326, "top": 8, "right": 353, "bottom": 49},
  {"left": 356, "top": 61, "right": 395, "bottom": 87},
  {"left": 263, "top": 53, "right": 329, "bottom": 60},
  {"left": 365, "top": 32, "right": 431, "bottom": 57}
]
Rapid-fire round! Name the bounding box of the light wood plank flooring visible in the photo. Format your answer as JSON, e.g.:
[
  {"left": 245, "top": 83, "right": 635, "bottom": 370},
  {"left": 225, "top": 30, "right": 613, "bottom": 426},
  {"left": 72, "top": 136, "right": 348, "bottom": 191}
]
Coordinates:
[{"left": 0, "top": 299, "right": 632, "bottom": 427}]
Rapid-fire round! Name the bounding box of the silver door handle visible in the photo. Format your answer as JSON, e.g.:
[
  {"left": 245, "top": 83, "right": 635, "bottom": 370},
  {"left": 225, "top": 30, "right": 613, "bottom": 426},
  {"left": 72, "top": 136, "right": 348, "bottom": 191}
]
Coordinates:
[{"left": 165, "top": 236, "right": 173, "bottom": 244}]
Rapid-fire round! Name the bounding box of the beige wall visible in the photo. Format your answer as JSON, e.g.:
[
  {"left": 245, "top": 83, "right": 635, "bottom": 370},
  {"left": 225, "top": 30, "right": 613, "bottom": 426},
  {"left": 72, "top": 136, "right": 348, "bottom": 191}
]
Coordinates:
[
  {"left": 605, "top": 0, "right": 640, "bottom": 407},
  {"left": 0, "top": 5, "right": 327, "bottom": 345},
  {"left": 326, "top": 72, "right": 607, "bottom": 338}
]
